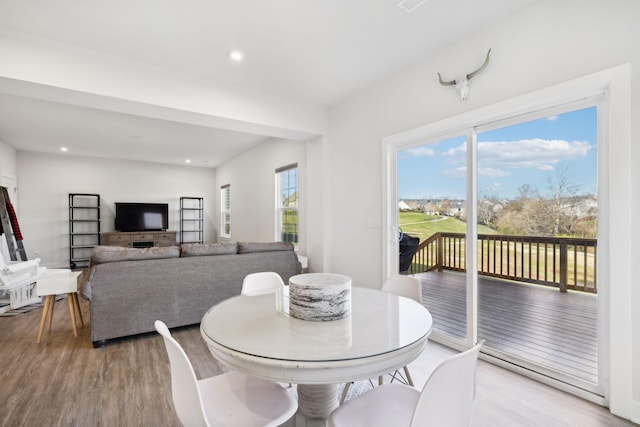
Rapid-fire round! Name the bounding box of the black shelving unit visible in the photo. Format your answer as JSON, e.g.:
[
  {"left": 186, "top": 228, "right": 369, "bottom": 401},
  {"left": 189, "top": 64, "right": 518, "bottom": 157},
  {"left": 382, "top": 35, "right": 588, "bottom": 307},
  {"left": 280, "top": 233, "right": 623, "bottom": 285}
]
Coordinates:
[
  {"left": 180, "top": 197, "right": 204, "bottom": 244},
  {"left": 69, "top": 193, "right": 101, "bottom": 269}
]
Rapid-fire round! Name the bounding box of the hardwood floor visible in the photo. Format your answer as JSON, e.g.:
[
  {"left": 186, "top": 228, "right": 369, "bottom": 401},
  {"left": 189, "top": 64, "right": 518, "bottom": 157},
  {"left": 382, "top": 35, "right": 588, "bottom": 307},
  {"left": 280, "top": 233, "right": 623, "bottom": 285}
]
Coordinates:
[{"left": 0, "top": 295, "right": 635, "bottom": 426}]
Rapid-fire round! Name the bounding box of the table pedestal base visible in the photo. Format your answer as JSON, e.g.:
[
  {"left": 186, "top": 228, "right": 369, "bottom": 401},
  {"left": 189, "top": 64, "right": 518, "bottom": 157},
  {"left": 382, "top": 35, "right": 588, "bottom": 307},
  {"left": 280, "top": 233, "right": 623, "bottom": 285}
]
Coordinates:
[{"left": 295, "top": 383, "right": 340, "bottom": 427}]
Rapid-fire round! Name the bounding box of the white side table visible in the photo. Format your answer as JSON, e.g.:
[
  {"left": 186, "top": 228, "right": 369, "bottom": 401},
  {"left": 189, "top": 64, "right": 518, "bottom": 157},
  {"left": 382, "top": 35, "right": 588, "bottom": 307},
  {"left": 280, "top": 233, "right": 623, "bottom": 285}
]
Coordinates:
[{"left": 36, "top": 270, "right": 84, "bottom": 343}]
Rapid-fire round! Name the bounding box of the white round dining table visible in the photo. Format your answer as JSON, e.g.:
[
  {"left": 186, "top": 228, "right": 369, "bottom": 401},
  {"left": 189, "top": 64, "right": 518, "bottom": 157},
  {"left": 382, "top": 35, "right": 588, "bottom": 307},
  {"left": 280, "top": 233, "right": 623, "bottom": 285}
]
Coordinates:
[{"left": 200, "top": 283, "right": 432, "bottom": 427}]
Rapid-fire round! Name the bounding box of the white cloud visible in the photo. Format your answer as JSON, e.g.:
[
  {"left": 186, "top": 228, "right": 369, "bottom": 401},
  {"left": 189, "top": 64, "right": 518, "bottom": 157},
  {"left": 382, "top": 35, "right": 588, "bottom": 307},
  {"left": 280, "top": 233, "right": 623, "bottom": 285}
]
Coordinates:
[
  {"left": 546, "top": 115, "right": 560, "bottom": 121},
  {"left": 406, "top": 146, "right": 435, "bottom": 157},
  {"left": 479, "top": 167, "right": 511, "bottom": 177},
  {"left": 442, "top": 166, "right": 511, "bottom": 179},
  {"left": 443, "top": 144, "right": 466, "bottom": 157},
  {"left": 440, "top": 139, "right": 593, "bottom": 169},
  {"left": 476, "top": 139, "right": 593, "bottom": 169},
  {"left": 537, "top": 164, "right": 555, "bottom": 171}
]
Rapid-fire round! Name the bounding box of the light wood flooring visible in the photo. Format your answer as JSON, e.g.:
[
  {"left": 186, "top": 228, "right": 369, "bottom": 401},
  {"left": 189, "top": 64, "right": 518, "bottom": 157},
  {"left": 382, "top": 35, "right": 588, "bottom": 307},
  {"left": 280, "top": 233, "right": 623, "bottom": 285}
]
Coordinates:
[{"left": 0, "top": 295, "right": 635, "bottom": 426}]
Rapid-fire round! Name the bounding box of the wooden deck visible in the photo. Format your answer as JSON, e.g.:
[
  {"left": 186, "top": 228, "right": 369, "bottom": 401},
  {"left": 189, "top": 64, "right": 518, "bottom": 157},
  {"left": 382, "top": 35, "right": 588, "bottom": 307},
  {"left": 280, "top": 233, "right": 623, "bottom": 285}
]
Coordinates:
[{"left": 415, "top": 271, "right": 598, "bottom": 384}]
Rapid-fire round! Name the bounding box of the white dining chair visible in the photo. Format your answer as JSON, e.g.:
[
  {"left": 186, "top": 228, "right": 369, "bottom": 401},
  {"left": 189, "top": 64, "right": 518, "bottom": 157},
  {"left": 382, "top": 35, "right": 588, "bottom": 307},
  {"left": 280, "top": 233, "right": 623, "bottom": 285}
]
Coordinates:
[
  {"left": 154, "top": 320, "right": 297, "bottom": 427},
  {"left": 340, "top": 275, "right": 423, "bottom": 404},
  {"left": 241, "top": 272, "right": 285, "bottom": 296},
  {"left": 240, "top": 272, "right": 292, "bottom": 388},
  {"left": 379, "top": 275, "right": 423, "bottom": 386},
  {"left": 382, "top": 275, "right": 423, "bottom": 306},
  {"left": 329, "top": 342, "right": 483, "bottom": 427}
]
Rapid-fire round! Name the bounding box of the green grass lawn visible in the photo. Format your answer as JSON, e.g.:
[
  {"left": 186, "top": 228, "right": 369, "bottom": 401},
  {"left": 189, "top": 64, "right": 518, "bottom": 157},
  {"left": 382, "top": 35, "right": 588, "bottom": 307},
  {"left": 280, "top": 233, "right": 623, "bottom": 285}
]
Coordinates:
[{"left": 399, "top": 211, "right": 497, "bottom": 243}]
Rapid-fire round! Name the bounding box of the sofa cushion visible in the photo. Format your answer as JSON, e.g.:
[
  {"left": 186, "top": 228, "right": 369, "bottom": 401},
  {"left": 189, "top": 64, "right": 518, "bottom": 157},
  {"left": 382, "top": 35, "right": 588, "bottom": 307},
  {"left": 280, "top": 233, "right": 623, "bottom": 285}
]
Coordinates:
[
  {"left": 90, "top": 245, "right": 180, "bottom": 266},
  {"left": 180, "top": 242, "right": 238, "bottom": 257},
  {"left": 238, "top": 241, "right": 295, "bottom": 254}
]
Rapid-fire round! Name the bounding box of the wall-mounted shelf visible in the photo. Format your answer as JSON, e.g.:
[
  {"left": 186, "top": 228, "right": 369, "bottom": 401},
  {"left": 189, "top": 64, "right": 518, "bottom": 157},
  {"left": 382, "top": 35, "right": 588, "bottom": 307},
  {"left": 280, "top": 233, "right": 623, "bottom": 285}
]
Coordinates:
[
  {"left": 180, "top": 197, "right": 204, "bottom": 244},
  {"left": 69, "top": 193, "right": 101, "bottom": 270}
]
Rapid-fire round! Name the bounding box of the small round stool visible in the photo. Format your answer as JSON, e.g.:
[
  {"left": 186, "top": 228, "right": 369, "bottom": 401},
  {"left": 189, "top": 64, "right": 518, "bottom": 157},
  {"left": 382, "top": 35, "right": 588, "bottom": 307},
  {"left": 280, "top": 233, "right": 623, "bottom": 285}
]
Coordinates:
[{"left": 36, "top": 270, "right": 84, "bottom": 343}]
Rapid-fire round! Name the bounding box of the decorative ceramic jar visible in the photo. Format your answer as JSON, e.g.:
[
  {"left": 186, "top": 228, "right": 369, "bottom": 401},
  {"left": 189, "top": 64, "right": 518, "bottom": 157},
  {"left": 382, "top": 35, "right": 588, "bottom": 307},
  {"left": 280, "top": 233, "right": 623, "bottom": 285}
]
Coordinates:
[{"left": 288, "top": 273, "right": 352, "bottom": 321}]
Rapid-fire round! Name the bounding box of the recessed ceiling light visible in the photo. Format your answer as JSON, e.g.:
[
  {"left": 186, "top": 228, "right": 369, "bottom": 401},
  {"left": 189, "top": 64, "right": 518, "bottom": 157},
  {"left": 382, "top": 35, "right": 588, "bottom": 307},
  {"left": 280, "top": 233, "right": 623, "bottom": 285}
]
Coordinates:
[
  {"left": 228, "top": 50, "right": 244, "bottom": 62},
  {"left": 185, "top": 159, "right": 192, "bottom": 164},
  {"left": 60, "top": 147, "right": 68, "bottom": 152}
]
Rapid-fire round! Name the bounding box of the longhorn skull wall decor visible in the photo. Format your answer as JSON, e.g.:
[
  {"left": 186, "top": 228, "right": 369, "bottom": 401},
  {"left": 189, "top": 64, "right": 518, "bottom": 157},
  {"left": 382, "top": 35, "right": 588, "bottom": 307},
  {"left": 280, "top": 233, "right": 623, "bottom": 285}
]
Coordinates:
[{"left": 437, "top": 48, "right": 491, "bottom": 103}]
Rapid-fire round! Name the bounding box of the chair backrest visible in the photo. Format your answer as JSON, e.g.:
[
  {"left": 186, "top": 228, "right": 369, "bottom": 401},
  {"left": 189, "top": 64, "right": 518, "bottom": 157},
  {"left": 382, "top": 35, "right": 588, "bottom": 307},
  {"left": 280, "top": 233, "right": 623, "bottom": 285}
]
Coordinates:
[
  {"left": 241, "top": 272, "right": 285, "bottom": 296},
  {"left": 410, "top": 342, "right": 483, "bottom": 427},
  {"left": 382, "top": 275, "right": 422, "bottom": 304},
  {"left": 155, "top": 320, "right": 210, "bottom": 427}
]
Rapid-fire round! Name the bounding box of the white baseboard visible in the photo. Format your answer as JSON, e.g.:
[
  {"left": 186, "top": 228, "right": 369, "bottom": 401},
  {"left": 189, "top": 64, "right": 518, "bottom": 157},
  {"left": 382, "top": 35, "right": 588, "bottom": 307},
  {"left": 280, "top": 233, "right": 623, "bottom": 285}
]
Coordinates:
[{"left": 631, "top": 399, "right": 640, "bottom": 424}]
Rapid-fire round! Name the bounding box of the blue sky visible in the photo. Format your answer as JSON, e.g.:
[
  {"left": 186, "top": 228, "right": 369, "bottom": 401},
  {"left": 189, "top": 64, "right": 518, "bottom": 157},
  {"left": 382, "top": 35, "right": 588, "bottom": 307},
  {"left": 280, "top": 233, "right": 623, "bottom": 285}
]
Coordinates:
[{"left": 398, "top": 106, "right": 598, "bottom": 200}]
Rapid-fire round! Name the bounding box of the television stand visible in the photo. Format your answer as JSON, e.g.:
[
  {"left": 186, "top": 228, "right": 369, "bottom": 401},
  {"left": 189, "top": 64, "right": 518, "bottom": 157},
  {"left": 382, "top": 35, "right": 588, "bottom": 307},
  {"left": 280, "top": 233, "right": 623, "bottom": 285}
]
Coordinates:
[
  {"left": 132, "top": 241, "right": 154, "bottom": 249},
  {"left": 102, "top": 231, "right": 177, "bottom": 248}
]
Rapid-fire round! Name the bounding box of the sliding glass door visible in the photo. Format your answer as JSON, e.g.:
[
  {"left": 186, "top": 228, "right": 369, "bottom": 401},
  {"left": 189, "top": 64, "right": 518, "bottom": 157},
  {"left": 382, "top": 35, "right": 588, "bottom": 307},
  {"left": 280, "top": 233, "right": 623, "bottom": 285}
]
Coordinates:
[
  {"left": 475, "top": 105, "right": 600, "bottom": 394},
  {"left": 397, "top": 134, "right": 469, "bottom": 345},
  {"left": 388, "top": 98, "right": 605, "bottom": 397}
]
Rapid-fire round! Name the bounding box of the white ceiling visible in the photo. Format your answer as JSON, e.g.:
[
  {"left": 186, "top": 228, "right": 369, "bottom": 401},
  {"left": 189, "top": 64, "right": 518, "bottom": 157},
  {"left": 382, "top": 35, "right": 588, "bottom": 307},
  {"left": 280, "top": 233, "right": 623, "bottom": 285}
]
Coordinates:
[{"left": 0, "top": 0, "right": 536, "bottom": 167}]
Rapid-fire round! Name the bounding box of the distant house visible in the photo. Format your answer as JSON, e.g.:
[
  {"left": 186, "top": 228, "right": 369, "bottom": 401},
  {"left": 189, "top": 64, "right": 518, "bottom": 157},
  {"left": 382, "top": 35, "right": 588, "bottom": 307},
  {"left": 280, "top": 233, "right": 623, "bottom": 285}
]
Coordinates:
[{"left": 398, "top": 200, "right": 412, "bottom": 211}]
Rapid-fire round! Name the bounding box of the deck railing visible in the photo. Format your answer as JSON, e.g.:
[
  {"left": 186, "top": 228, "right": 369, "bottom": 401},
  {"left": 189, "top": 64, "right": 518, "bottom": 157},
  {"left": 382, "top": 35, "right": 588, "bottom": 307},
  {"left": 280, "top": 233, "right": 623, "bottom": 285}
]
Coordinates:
[{"left": 409, "top": 232, "right": 597, "bottom": 293}]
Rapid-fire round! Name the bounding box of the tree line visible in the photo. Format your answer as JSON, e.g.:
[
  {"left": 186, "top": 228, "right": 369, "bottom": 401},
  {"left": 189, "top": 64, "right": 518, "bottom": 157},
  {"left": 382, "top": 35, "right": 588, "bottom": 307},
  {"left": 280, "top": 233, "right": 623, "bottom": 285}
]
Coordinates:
[{"left": 477, "top": 167, "right": 597, "bottom": 238}]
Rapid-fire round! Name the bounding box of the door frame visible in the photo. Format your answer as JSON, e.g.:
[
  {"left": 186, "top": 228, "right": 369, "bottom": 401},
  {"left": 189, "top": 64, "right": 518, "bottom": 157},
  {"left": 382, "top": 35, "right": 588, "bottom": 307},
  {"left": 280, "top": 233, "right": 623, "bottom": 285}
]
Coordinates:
[{"left": 381, "top": 64, "right": 632, "bottom": 408}]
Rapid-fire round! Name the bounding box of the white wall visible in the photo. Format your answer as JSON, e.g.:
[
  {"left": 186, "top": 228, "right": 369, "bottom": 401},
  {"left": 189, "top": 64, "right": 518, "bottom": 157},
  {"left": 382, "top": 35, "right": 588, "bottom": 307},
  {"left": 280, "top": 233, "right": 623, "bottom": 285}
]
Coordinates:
[
  {"left": 0, "top": 139, "right": 17, "bottom": 261},
  {"left": 16, "top": 151, "right": 216, "bottom": 268},
  {"left": 304, "top": 135, "right": 327, "bottom": 272},
  {"left": 215, "top": 138, "right": 308, "bottom": 249},
  {"left": 0, "top": 139, "right": 16, "bottom": 179},
  {"left": 325, "top": 0, "right": 639, "bottom": 422}
]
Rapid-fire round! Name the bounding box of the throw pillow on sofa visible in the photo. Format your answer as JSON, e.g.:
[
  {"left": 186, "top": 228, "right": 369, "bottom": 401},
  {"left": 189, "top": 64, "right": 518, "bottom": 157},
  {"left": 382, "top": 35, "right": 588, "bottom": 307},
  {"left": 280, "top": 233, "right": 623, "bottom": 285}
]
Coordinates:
[{"left": 90, "top": 245, "right": 181, "bottom": 266}]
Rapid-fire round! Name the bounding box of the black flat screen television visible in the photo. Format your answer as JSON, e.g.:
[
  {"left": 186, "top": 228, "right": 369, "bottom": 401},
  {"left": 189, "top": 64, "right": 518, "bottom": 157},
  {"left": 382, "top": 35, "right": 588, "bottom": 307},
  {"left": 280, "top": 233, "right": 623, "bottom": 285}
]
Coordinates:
[{"left": 115, "top": 202, "right": 169, "bottom": 232}]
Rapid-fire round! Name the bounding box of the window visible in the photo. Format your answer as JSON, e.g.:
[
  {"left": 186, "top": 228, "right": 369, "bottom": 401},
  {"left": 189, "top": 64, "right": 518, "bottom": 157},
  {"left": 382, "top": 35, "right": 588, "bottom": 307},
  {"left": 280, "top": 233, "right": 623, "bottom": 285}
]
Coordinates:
[
  {"left": 220, "top": 184, "right": 230, "bottom": 238},
  {"left": 276, "top": 164, "right": 298, "bottom": 244}
]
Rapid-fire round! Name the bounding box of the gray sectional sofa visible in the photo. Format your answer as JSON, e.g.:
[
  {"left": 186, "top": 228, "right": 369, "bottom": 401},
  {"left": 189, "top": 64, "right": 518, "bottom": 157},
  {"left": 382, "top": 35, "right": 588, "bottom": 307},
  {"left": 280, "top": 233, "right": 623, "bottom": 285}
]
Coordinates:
[{"left": 81, "top": 242, "right": 302, "bottom": 347}]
